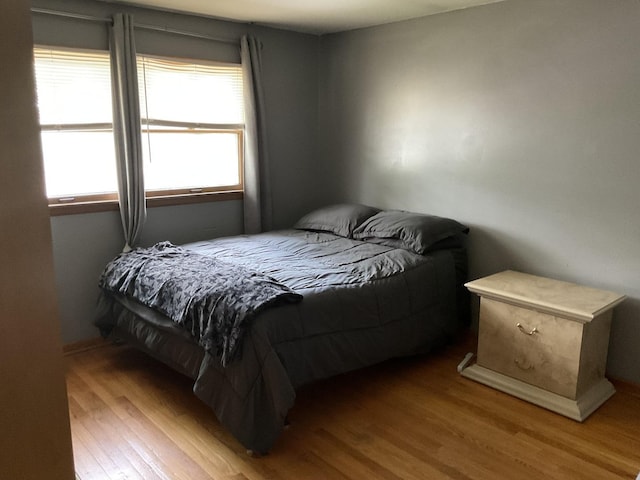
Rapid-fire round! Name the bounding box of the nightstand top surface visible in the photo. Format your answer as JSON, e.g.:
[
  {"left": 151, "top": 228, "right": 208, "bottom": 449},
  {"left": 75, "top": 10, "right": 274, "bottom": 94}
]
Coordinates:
[{"left": 465, "top": 270, "right": 626, "bottom": 322}]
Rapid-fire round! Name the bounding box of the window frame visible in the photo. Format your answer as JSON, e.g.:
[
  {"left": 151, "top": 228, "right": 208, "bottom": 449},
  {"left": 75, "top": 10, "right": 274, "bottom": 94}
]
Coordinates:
[
  {"left": 34, "top": 46, "right": 245, "bottom": 216},
  {"left": 35, "top": 46, "right": 119, "bottom": 210},
  {"left": 48, "top": 190, "right": 244, "bottom": 216}
]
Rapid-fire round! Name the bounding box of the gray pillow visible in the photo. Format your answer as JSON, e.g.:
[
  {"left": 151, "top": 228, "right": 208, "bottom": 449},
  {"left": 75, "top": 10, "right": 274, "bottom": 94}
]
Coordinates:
[
  {"left": 352, "top": 210, "right": 469, "bottom": 254},
  {"left": 294, "top": 203, "right": 381, "bottom": 238}
]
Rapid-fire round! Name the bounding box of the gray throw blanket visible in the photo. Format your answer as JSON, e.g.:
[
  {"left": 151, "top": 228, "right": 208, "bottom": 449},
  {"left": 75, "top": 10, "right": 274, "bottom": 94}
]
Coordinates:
[{"left": 99, "top": 241, "right": 302, "bottom": 365}]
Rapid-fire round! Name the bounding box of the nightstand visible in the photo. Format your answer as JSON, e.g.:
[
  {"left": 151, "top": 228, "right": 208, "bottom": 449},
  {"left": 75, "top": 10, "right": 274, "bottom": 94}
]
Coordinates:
[{"left": 459, "top": 270, "right": 625, "bottom": 421}]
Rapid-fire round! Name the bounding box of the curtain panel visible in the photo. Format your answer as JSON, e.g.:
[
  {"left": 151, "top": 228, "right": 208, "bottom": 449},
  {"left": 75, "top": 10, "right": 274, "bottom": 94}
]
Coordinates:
[
  {"left": 241, "top": 35, "right": 272, "bottom": 234},
  {"left": 110, "top": 13, "right": 146, "bottom": 251}
]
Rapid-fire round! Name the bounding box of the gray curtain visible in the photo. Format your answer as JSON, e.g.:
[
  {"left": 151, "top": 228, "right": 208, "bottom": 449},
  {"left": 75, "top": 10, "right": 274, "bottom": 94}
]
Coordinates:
[
  {"left": 241, "top": 35, "right": 272, "bottom": 234},
  {"left": 110, "top": 13, "right": 146, "bottom": 251}
]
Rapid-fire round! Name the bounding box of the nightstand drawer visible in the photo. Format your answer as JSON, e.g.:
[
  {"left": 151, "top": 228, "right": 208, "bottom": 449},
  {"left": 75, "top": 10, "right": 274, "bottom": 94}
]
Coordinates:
[{"left": 477, "top": 298, "right": 583, "bottom": 399}]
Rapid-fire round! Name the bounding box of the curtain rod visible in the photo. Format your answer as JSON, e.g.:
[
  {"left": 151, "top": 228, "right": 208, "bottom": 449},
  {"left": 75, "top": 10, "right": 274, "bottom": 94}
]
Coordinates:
[
  {"left": 136, "top": 23, "right": 237, "bottom": 45},
  {"left": 31, "top": 7, "right": 110, "bottom": 24},
  {"left": 30, "top": 7, "right": 238, "bottom": 46}
]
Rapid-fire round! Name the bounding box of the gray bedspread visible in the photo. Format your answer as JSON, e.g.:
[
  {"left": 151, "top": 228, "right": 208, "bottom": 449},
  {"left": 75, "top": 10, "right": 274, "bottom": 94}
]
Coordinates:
[
  {"left": 96, "top": 229, "right": 464, "bottom": 453},
  {"left": 98, "top": 241, "right": 302, "bottom": 365}
]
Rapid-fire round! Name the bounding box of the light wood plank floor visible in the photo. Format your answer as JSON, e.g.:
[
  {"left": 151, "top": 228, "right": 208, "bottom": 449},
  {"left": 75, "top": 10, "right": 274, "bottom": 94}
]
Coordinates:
[{"left": 65, "top": 338, "right": 640, "bottom": 480}]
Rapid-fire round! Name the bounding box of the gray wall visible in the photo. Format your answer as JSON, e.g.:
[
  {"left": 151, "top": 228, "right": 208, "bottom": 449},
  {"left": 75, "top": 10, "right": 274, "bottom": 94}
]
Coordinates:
[
  {"left": 318, "top": 0, "right": 640, "bottom": 383},
  {"left": 32, "top": 0, "right": 321, "bottom": 343}
]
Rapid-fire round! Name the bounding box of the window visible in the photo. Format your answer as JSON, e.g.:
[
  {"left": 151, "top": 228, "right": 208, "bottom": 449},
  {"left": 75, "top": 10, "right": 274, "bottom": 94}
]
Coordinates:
[
  {"left": 33, "top": 47, "right": 244, "bottom": 213},
  {"left": 34, "top": 47, "right": 118, "bottom": 204},
  {"left": 138, "top": 55, "right": 244, "bottom": 197}
]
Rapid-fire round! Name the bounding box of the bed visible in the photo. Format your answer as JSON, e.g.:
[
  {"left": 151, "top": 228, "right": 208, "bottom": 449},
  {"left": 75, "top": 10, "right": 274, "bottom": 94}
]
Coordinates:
[{"left": 95, "top": 204, "right": 469, "bottom": 453}]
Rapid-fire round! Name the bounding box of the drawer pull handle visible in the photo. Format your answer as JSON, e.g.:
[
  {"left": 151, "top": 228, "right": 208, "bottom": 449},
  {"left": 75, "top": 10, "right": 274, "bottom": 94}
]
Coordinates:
[{"left": 516, "top": 323, "right": 538, "bottom": 336}]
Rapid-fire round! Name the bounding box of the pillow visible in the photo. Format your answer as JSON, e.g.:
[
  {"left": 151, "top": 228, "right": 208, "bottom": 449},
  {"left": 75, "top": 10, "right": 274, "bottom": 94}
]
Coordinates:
[
  {"left": 294, "top": 203, "right": 381, "bottom": 238},
  {"left": 352, "top": 210, "right": 469, "bottom": 254}
]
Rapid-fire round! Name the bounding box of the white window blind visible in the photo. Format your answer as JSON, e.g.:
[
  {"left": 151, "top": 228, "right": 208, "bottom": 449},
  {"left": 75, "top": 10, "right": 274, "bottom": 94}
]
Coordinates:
[
  {"left": 34, "top": 48, "right": 113, "bottom": 128},
  {"left": 137, "top": 55, "right": 244, "bottom": 127}
]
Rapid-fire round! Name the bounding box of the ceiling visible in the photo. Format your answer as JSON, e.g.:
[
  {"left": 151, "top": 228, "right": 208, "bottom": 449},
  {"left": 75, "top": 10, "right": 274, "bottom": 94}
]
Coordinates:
[{"left": 114, "top": 0, "right": 507, "bottom": 35}]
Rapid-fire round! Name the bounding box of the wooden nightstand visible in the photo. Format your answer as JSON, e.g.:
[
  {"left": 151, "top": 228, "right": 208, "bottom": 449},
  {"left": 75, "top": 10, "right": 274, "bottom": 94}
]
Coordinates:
[{"left": 459, "top": 270, "right": 625, "bottom": 421}]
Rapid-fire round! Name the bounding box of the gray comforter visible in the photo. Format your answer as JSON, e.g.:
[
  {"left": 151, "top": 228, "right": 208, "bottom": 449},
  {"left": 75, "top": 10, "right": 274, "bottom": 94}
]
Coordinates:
[{"left": 96, "top": 229, "right": 463, "bottom": 453}]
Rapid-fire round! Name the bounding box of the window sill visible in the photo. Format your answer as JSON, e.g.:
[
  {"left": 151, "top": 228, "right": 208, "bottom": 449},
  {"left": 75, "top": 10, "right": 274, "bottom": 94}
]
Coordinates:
[{"left": 48, "top": 190, "right": 243, "bottom": 216}]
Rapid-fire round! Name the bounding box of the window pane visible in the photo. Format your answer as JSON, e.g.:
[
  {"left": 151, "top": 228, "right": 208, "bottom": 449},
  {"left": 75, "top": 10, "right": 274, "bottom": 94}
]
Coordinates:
[
  {"left": 41, "top": 131, "right": 117, "bottom": 198},
  {"left": 137, "top": 55, "right": 244, "bottom": 192},
  {"left": 143, "top": 132, "right": 240, "bottom": 191},
  {"left": 34, "top": 47, "right": 117, "bottom": 200}
]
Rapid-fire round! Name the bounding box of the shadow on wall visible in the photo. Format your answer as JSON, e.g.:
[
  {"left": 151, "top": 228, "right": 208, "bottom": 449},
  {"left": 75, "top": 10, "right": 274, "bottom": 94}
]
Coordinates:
[
  {"left": 465, "top": 225, "right": 551, "bottom": 280},
  {"left": 607, "top": 297, "right": 640, "bottom": 383}
]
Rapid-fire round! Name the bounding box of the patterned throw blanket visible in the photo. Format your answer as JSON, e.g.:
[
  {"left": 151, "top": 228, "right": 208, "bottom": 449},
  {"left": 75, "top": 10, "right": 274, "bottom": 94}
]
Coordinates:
[{"left": 99, "top": 242, "right": 302, "bottom": 365}]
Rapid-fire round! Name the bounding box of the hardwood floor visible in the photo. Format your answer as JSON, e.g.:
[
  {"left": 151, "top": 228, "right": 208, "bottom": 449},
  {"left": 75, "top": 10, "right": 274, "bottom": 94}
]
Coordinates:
[{"left": 65, "top": 338, "right": 640, "bottom": 479}]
